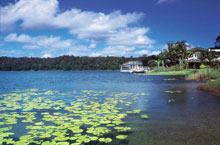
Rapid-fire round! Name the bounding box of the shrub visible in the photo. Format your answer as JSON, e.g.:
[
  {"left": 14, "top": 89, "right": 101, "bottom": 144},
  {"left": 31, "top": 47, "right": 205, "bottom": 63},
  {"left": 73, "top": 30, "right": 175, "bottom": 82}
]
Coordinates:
[
  {"left": 186, "top": 68, "right": 220, "bottom": 80},
  {"left": 148, "top": 59, "right": 156, "bottom": 67},
  {"left": 200, "top": 64, "right": 206, "bottom": 69},
  {"left": 204, "top": 80, "right": 220, "bottom": 89}
]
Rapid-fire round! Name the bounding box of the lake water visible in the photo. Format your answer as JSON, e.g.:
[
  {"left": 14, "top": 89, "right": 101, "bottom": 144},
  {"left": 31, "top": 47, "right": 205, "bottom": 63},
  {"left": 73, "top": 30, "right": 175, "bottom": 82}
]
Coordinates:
[{"left": 0, "top": 71, "right": 220, "bottom": 145}]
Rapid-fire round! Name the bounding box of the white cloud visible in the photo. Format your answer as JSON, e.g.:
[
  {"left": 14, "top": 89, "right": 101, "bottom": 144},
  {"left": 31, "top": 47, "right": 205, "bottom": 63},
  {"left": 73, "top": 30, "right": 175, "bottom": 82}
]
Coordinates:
[
  {"left": 4, "top": 33, "right": 32, "bottom": 43},
  {"left": 1, "top": 0, "right": 58, "bottom": 31},
  {"left": 1, "top": 0, "right": 157, "bottom": 57},
  {"left": 90, "top": 46, "right": 135, "bottom": 57},
  {"left": 106, "top": 28, "right": 155, "bottom": 48},
  {"left": 0, "top": 49, "right": 23, "bottom": 56},
  {"left": 161, "top": 44, "right": 168, "bottom": 50},
  {"left": 134, "top": 50, "right": 149, "bottom": 55},
  {"left": 42, "top": 53, "right": 52, "bottom": 58},
  {"left": 89, "top": 43, "right": 96, "bottom": 49},
  {"left": 4, "top": 33, "right": 86, "bottom": 57},
  {"left": 56, "top": 10, "right": 143, "bottom": 39},
  {"left": 157, "top": 0, "right": 176, "bottom": 4},
  {"left": 150, "top": 51, "right": 161, "bottom": 55},
  {"left": 5, "top": 33, "right": 74, "bottom": 50},
  {"left": 1, "top": 0, "right": 144, "bottom": 40}
]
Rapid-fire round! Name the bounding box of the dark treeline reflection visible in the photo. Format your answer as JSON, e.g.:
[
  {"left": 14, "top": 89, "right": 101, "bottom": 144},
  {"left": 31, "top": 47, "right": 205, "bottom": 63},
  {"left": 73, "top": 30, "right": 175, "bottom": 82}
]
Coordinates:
[{"left": 0, "top": 55, "right": 146, "bottom": 71}]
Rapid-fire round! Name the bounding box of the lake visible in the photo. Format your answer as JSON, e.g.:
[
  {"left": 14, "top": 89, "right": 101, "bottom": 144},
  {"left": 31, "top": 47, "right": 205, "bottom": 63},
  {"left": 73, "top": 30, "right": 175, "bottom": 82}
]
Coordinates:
[{"left": 0, "top": 71, "right": 220, "bottom": 145}]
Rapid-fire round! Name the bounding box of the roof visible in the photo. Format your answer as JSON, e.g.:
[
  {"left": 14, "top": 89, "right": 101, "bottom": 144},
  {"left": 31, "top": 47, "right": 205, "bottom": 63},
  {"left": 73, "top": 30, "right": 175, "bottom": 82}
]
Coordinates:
[
  {"left": 190, "top": 47, "right": 207, "bottom": 52},
  {"left": 122, "top": 61, "right": 143, "bottom": 66},
  {"left": 209, "top": 46, "right": 220, "bottom": 50}
]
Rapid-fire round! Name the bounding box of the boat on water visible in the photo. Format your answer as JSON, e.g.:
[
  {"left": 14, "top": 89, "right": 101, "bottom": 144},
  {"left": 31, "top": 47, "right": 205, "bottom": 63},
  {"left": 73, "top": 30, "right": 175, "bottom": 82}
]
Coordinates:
[{"left": 120, "top": 61, "right": 149, "bottom": 73}]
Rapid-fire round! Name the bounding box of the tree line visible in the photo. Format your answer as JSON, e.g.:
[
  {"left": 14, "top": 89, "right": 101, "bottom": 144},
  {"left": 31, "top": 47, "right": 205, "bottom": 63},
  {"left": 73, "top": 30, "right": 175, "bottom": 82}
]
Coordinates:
[{"left": 0, "top": 56, "right": 140, "bottom": 71}]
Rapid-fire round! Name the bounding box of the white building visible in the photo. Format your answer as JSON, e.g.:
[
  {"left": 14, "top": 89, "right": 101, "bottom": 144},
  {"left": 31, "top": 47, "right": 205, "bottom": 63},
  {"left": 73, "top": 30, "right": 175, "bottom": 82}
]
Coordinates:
[
  {"left": 187, "top": 47, "right": 207, "bottom": 69},
  {"left": 209, "top": 47, "right": 220, "bottom": 61}
]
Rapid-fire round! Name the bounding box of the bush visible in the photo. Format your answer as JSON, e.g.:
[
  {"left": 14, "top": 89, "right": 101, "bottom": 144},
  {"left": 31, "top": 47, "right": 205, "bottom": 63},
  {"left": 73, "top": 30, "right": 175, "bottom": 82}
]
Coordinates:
[
  {"left": 186, "top": 68, "right": 220, "bottom": 80},
  {"left": 200, "top": 64, "right": 206, "bottom": 69},
  {"left": 204, "top": 80, "right": 220, "bottom": 89},
  {"left": 148, "top": 59, "right": 156, "bottom": 67},
  {"left": 151, "top": 65, "right": 186, "bottom": 72}
]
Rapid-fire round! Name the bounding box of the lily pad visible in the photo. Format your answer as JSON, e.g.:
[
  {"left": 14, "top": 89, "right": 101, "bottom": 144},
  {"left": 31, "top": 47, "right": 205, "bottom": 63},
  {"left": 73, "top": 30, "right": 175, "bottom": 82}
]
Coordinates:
[{"left": 116, "top": 135, "right": 128, "bottom": 139}]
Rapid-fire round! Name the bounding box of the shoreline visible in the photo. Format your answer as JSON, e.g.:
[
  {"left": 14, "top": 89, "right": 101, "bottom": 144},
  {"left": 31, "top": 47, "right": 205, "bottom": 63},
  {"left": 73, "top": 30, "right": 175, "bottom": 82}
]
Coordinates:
[
  {"left": 145, "top": 70, "right": 195, "bottom": 76},
  {"left": 197, "top": 84, "right": 220, "bottom": 97},
  {"left": 145, "top": 69, "right": 220, "bottom": 97}
]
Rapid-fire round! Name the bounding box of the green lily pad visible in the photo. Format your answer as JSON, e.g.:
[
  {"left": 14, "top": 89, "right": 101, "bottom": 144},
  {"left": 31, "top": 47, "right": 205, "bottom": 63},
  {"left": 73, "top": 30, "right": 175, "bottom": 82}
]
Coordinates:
[
  {"left": 99, "top": 137, "right": 112, "bottom": 143},
  {"left": 116, "top": 135, "right": 128, "bottom": 139},
  {"left": 141, "top": 115, "right": 149, "bottom": 119}
]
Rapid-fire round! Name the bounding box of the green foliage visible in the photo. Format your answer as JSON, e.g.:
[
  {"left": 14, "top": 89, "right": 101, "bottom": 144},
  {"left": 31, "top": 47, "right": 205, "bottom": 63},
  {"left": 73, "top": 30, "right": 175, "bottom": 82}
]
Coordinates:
[
  {"left": 148, "top": 59, "right": 157, "bottom": 67},
  {"left": 152, "top": 65, "right": 186, "bottom": 73},
  {"left": 146, "top": 69, "right": 195, "bottom": 75},
  {"left": 141, "top": 115, "right": 149, "bottom": 119},
  {"left": 204, "top": 80, "right": 220, "bottom": 89},
  {"left": 186, "top": 68, "right": 220, "bottom": 80},
  {"left": 0, "top": 56, "right": 139, "bottom": 71},
  {"left": 200, "top": 64, "right": 207, "bottom": 69},
  {"left": 215, "top": 35, "right": 220, "bottom": 47}
]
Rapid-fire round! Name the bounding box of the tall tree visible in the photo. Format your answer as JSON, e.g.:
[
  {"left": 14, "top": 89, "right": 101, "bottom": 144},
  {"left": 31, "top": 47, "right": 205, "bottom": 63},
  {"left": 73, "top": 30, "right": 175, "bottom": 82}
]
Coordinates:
[
  {"left": 167, "top": 41, "right": 187, "bottom": 66},
  {"left": 215, "top": 36, "right": 220, "bottom": 47},
  {"left": 158, "top": 50, "right": 168, "bottom": 67}
]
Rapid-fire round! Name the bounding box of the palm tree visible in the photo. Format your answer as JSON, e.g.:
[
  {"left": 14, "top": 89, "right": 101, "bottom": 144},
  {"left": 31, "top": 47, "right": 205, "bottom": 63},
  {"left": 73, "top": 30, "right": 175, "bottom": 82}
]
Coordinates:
[
  {"left": 167, "top": 41, "right": 187, "bottom": 67},
  {"left": 185, "top": 49, "right": 193, "bottom": 69},
  {"left": 158, "top": 50, "right": 168, "bottom": 67}
]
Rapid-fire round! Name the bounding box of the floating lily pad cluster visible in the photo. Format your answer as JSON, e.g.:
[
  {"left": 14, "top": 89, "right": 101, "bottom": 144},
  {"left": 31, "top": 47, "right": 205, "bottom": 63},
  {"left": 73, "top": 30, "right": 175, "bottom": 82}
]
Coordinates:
[
  {"left": 164, "top": 90, "right": 182, "bottom": 94},
  {"left": 0, "top": 89, "right": 149, "bottom": 145},
  {"left": 168, "top": 99, "right": 175, "bottom": 103},
  {"left": 164, "top": 78, "right": 177, "bottom": 81}
]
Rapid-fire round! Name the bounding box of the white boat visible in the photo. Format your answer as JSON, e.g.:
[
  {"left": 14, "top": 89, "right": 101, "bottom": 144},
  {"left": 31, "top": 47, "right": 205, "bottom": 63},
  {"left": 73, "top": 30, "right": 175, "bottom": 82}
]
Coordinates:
[{"left": 120, "top": 61, "right": 149, "bottom": 73}]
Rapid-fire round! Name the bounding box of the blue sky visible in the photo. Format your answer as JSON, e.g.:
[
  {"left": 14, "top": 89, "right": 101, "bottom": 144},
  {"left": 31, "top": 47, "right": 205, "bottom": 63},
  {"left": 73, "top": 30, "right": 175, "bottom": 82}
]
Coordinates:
[{"left": 0, "top": 0, "right": 220, "bottom": 57}]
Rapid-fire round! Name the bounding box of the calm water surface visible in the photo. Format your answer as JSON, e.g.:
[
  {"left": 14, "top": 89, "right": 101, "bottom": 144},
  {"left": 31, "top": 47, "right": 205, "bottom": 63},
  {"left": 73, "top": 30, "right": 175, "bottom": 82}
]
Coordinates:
[{"left": 0, "top": 71, "right": 220, "bottom": 145}]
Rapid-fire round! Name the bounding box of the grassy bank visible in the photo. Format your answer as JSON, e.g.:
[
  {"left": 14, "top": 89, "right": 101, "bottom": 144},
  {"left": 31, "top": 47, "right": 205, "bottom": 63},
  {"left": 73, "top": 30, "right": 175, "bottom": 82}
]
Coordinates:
[
  {"left": 203, "top": 80, "right": 220, "bottom": 88},
  {"left": 146, "top": 70, "right": 195, "bottom": 75},
  {"left": 197, "top": 80, "right": 220, "bottom": 96},
  {"left": 146, "top": 66, "right": 220, "bottom": 96},
  {"left": 192, "top": 69, "right": 220, "bottom": 96},
  {"left": 146, "top": 66, "right": 195, "bottom": 75},
  {"left": 186, "top": 68, "right": 220, "bottom": 81}
]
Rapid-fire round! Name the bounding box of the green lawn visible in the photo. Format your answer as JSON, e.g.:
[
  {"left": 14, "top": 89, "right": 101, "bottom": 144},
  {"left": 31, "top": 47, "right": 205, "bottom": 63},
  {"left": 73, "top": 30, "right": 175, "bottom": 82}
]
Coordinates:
[{"left": 145, "top": 70, "right": 195, "bottom": 76}]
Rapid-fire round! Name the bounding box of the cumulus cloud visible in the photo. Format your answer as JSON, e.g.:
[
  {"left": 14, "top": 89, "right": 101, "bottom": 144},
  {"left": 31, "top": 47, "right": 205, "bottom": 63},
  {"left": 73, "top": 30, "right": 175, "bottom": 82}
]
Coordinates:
[
  {"left": 106, "top": 28, "right": 155, "bottom": 48},
  {"left": 4, "top": 33, "right": 89, "bottom": 57},
  {"left": 1, "top": 0, "right": 143, "bottom": 39},
  {"left": 42, "top": 53, "right": 52, "bottom": 58},
  {"left": 1, "top": 0, "right": 157, "bottom": 57},
  {"left": 4, "top": 33, "right": 32, "bottom": 43},
  {"left": 4, "top": 33, "right": 74, "bottom": 50},
  {"left": 134, "top": 50, "right": 149, "bottom": 55},
  {"left": 1, "top": 0, "right": 58, "bottom": 31},
  {"left": 90, "top": 46, "right": 135, "bottom": 57},
  {"left": 150, "top": 51, "right": 161, "bottom": 55}
]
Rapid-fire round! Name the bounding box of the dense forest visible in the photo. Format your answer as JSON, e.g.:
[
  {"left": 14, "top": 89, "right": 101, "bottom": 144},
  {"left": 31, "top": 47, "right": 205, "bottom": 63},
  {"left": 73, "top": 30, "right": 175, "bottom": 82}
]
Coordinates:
[{"left": 0, "top": 56, "right": 144, "bottom": 71}]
